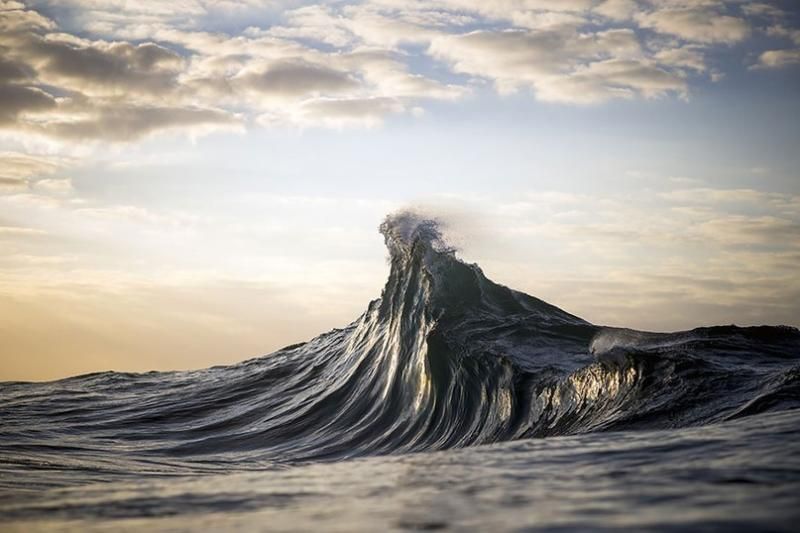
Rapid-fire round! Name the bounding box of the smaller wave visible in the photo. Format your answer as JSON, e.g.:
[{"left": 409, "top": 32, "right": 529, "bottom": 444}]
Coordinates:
[{"left": 589, "top": 328, "right": 694, "bottom": 366}]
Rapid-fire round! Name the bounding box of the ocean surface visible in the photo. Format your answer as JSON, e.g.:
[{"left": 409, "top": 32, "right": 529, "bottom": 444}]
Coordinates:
[{"left": 2, "top": 212, "right": 800, "bottom": 531}]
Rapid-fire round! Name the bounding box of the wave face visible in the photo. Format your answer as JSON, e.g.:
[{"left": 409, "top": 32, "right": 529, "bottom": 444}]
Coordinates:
[{"left": 1, "top": 212, "right": 800, "bottom": 478}]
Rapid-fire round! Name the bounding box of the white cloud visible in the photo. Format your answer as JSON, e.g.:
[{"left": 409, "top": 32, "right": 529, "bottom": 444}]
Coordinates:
[
  {"left": 0, "top": 151, "right": 65, "bottom": 181},
  {"left": 757, "top": 49, "right": 800, "bottom": 69},
  {"left": 594, "top": 0, "right": 638, "bottom": 21},
  {"left": 653, "top": 44, "right": 706, "bottom": 72},
  {"left": 0, "top": 151, "right": 74, "bottom": 193},
  {"left": 33, "top": 177, "right": 73, "bottom": 195},
  {"left": 636, "top": 6, "right": 750, "bottom": 44},
  {"left": 295, "top": 96, "right": 406, "bottom": 128}
]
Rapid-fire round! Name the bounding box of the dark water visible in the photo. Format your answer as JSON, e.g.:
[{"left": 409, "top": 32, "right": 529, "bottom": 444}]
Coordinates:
[{"left": 2, "top": 212, "right": 800, "bottom": 531}]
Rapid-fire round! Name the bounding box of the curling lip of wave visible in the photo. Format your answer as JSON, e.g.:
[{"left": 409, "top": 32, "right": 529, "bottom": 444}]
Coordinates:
[{"left": 0, "top": 211, "right": 799, "bottom": 478}]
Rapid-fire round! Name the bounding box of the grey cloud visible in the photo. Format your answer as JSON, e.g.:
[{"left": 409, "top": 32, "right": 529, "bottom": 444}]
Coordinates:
[
  {"left": 0, "top": 54, "right": 35, "bottom": 82},
  {"left": 24, "top": 37, "right": 184, "bottom": 95},
  {"left": 0, "top": 84, "right": 56, "bottom": 125},
  {"left": 581, "top": 59, "right": 685, "bottom": 91},
  {"left": 0, "top": 177, "right": 27, "bottom": 188},
  {"left": 238, "top": 60, "right": 359, "bottom": 97},
  {"left": 40, "top": 104, "right": 240, "bottom": 141}
]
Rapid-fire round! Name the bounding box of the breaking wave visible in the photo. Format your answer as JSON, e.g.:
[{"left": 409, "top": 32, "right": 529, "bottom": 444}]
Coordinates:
[{"left": 1, "top": 211, "right": 799, "bottom": 477}]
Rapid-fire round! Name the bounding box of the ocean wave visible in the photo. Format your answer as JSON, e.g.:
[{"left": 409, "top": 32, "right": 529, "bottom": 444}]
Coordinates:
[{"left": 1, "top": 211, "right": 799, "bottom": 481}]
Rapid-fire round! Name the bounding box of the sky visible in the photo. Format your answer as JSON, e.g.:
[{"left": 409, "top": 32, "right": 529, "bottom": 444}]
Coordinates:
[{"left": 1, "top": 0, "right": 799, "bottom": 381}]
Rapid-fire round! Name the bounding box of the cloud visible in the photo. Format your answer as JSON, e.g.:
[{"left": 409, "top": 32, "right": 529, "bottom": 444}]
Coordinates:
[
  {"left": 754, "top": 20, "right": 800, "bottom": 69},
  {"left": 430, "top": 27, "right": 686, "bottom": 103},
  {"left": 23, "top": 37, "right": 185, "bottom": 96},
  {"left": 33, "top": 177, "right": 73, "bottom": 195},
  {"left": 0, "top": 54, "right": 35, "bottom": 81},
  {"left": 0, "top": 151, "right": 65, "bottom": 184},
  {"left": 0, "top": 2, "right": 469, "bottom": 139},
  {"left": 594, "top": 0, "right": 638, "bottom": 21},
  {"left": 757, "top": 49, "right": 800, "bottom": 69},
  {"left": 0, "top": 1, "right": 53, "bottom": 32},
  {"left": 0, "top": 177, "right": 27, "bottom": 190},
  {"left": 0, "top": 5, "right": 241, "bottom": 141},
  {"left": 0, "top": 84, "right": 57, "bottom": 125},
  {"left": 237, "top": 59, "right": 359, "bottom": 98},
  {"left": 742, "top": 3, "right": 786, "bottom": 21},
  {"left": 38, "top": 104, "right": 242, "bottom": 141},
  {"left": 766, "top": 24, "right": 800, "bottom": 46},
  {"left": 537, "top": 58, "right": 687, "bottom": 103},
  {"left": 653, "top": 45, "right": 706, "bottom": 72},
  {"left": 635, "top": 6, "right": 750, "bottom": 44},
  {"left": 0, "top": 224, "right": 47, "bottom": 236},
  {"left": 660, "top": 187, "right": 799, "bottom": 209},
  {"left": 696, "top": 215, "right": 800, "bottom": 248},
  {"left": 294, "top": 96, "right": 406, "bottom": 128}
]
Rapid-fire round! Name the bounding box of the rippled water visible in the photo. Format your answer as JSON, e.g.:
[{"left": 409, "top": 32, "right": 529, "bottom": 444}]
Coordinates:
[
  {"left": 1, "top": 212, "right": 799, "bottom": 531},
  {"left": 3, "top": 410, "right": 799, "bottom": 532}
]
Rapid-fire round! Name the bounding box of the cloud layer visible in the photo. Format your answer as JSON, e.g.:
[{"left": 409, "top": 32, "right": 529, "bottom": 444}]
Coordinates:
[{"left": 1, "top": 0, "right": 798, "bottom": 141}]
